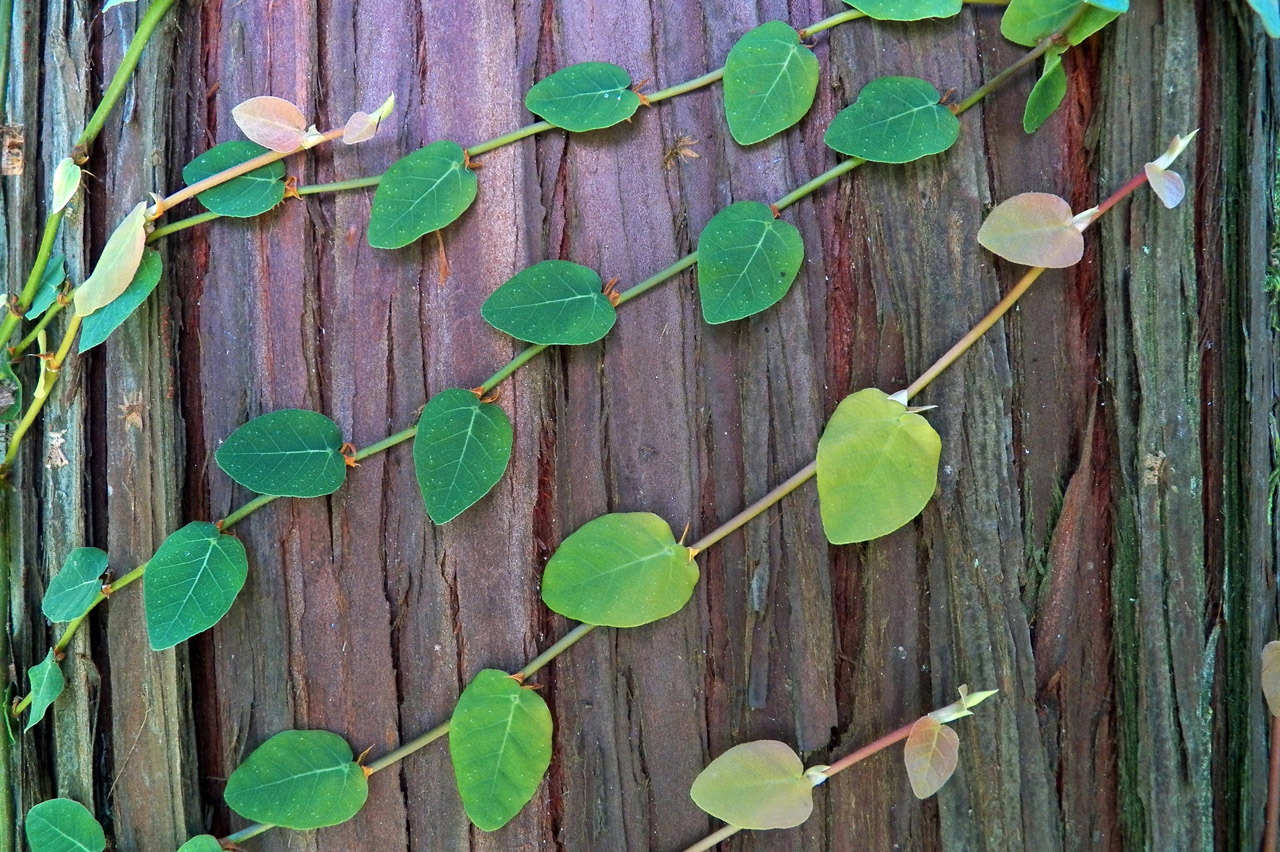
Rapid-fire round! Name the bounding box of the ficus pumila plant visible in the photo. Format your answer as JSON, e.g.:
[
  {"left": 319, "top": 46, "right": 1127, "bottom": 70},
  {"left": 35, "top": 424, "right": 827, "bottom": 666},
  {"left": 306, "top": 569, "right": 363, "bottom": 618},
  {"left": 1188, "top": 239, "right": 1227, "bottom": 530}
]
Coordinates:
[{"left": 3, "top": 0, "right": 1214, "bottom": 848}]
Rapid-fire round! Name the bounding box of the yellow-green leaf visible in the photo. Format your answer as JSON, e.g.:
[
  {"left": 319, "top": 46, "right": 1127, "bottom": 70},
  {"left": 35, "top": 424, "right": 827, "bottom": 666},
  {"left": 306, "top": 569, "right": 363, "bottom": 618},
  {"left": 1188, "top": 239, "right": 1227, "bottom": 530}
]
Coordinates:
[
  {"left": 690, "top": 740, "right": 815, "bottom": 829},
  {"left": 976, "top": 192, "right": 1084, "bottom": 268},
  {"left": 74, "top": 202, "right": 149, "bottom": 318},
  {"left": 1262, "top": 641, "right": 1280, "bottom": 717},
  {"left": 51, "top": 157, "right": 82, "bottom": 213}
]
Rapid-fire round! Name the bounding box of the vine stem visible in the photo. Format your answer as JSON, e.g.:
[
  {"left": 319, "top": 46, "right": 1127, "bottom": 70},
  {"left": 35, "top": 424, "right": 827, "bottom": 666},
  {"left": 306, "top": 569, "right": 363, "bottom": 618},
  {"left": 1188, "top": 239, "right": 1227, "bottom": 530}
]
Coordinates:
[{"left": 1, "top": 315, "right": 80, "bottom": 473}]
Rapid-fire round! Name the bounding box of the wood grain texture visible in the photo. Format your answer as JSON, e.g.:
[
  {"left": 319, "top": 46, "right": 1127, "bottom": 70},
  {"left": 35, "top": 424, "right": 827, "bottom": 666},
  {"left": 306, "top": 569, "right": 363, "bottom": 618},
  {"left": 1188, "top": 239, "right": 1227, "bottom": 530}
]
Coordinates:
[{"left": 6, "top": 3, "right": 1277, "bottom": 852}]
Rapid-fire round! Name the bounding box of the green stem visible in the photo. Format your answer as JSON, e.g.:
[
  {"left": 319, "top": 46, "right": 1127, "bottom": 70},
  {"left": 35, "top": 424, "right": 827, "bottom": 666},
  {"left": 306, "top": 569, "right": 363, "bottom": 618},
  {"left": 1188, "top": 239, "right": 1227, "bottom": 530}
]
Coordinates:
[
  {"left": 774, "top": 158, "right": 863, "bottom": 212},
  {"left": 147, "top": 211, "right": 219, "bottom": 243},
  {"left": 0, "top": 0, "right": 13, "bottom": 118},
  {"left": 646, "top": 68, "right": 724, "bottom": 105},
  {"left": 0, "top": 211, "right": 62, "bottom": 345},
  {"left": 613, "top": 252, "right": 698, "bottom": 307},
  {"left": 466, "top": 121, "right": 553, "bottom": 158},
  {"left": 477, "top": 343, "right": 548, "bottom": 394},
  {"left": 220, "top": 493, "right": 279, "bottom": 531},
  {"left": 681, "top": 825, "right": 741, "bottom": 852},
  {"left": 798, "top": 8, "right": 865, "bottom": 39},
  {"left": 520, "top": 622, "right": 596, "bottom": 678},
  {"left": 297, "top": 175, "right": 382, "bottom": 196},
  {"left": 1, "top": 314, "right": 81, "bottom": 472},
  {"left": 689, "top": 461, "right": 816, "bottom": 553},
  {"left": 12, "top": 301, "right": 64, "bottom": 356},
  {"left": 352, "top": 425, "right": 417, "bottom": 461}
]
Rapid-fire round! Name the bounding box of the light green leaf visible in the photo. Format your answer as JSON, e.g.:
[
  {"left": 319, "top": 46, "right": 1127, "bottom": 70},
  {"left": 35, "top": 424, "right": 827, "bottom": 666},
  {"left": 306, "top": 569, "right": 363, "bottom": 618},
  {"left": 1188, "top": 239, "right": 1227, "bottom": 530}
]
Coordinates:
[
  {"left": 842, "top": 0, "right": 962, "bottom": 20},
  {"left": 25, "top": 799, "right": 105, "bottom": 852},
  {"left": 450, "top": 669, "right": 553, "bottom": 831},
  {"left": 413, "top": 388, "right": 512, "bottom": 524},
  {"left": 0, "top": 358, "right": 21, "bottom": 423},
  {"left": 903, "top": 716, "right": 960, "bottom": 798},
  {"left": 74, "top": 201, "right": 149, "bottom": 318},
  {"left": 175, "top": 837, "right": 223, "bottom": 852},
  {"left": 1263, "top": 642, "right": 1280, "bottom": 717},
  {"left": 481, "top": 260, "right": 616, "bottom": 345},
  {"left": 214, "top": 409, "right": 347, "bottom": 498},
  {"left": 690, "top": 741, "right": 815, "bottom": 830},
  {"left": 25, "top": 650, "right": 65, "bottom": 732},
  {"left": 824, "top": 76, "right": 960, "bottom": 164},
  {"left": 144, "top": 522, "right": 249, "bottom": 651},
  {"left": 367, "top": 141, "right": 477, "bottom": 249},
  {"left": 79, "top": 248, "right": 163, "bottom": 352},
  {"left": 1246, "top": 0, "right": 1280, "bottom": 36},
  {"left": 1083, "top": 0, "right": 1127, "bottom": 11},
  {"left": 224, "top": 730, "right": 369, "bottom": 830},
  {"left": 696, "top": 201, "right": 804, "bottom": 324},
  {"left": 1023, "top": 47, "right": 1067, "bottom": 134},
  {"left": 723, "top": 21, "right": 820, "bottom": 145},
  {"left": 816, "top": 388, "right": 942, "bottom": 544},
  {"left": 43, "top": 547, "right": 109, "bottom": 622},
  {"left": 1000, "top": 0, "right": 1122, "bottom": 47},
  {"left": 524, "top": 62, "right": 641, "bottom": 132},
  {"left": 51, "top": 158, "right": 82, "bottom": 213},
  {"left": 25, "top": 254, "right": 66, "bottom": 320},
  {"left": 181, "top": 141, "right": 286, "bottom": 218},
  {"left": 976, "top": 192, "right": 1084, "bottom": 268},
  {"left": 540, "top": 512, "right": 698, "bottom": 627}
]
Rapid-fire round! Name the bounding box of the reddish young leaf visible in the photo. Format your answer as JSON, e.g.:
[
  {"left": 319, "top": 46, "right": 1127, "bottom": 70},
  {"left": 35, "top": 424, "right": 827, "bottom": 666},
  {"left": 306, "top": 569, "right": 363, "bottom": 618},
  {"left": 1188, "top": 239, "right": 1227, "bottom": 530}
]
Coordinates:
[
  {"left": 342, "top": 112, "right": 378, "bottom": 144},
  {"left": 1143, "top": 163, "right": 1186, "bottom": 209},
  {"left": 903, "top": 716, "right": 960, "bottom": 799},
  {"left": 976, "top": 192, "right": 1084, "bottom": 268},
  {"left": 1262, "top": 641, "right": 1280, "bottom": 717},
  {"left": 231, "top": 96, "right": 308, "bottom": 152}
]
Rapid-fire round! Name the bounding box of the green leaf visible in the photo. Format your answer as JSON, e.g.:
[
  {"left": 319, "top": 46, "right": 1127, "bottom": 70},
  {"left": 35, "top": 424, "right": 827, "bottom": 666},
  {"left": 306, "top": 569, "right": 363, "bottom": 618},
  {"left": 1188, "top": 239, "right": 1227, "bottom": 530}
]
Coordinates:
[
  {"left": 181, "top": 141, "right": 286, "bottom": 218},
  {"left": 1083, "top": 0, "right": 1127, "bottom": 11},
  {"left": 1000, "top": 0, "right": 1122, "bottom": 47},
  {"left": 224, "top": 730, "right": 369, "bottom": 830},
  {"left": 25, "top": 254, "right": 66, "bottom": 319},
  {"left": 413, "top": 388, "right": 513, "bottom": 524},
  {"left": 1263, "top": 642, "right": 1280, "bottom": 717},
  {"left": 367, "top": 141, "right": 478, "bottom": 249},
  {"left": 215, "top": 409, "right": 347, "bottom": 498},
  {"left": 0, "top": 358, "right": 21, "bottom": 423},
  {"left": 816, "top": 388, "right": 942, "bottom": 544},
  {"left": 824, "top": 76, "right": 960, "bottom": 164},
  {"left": 843, "top": 0, "right": 962, "bottom": 20},
  {"left": 175, "top": 837, "right": 223, "bottom": 852},
  {"left": 1246, "top": 0, "right": 1280, "bottom": 36},
  {"left": 976, "top": 192, "right": 1084, "bottom": 268},
  {"left": 144, "top": 522, "right": 249, "bottom": 651},
  {"left": 524, "top": 62, "right": 642, "bottom": 132},
  {"left": 481, "top": 260, "right": 616, "bottom": 345},
  {"left": 722, "top": 21, "right": 820, "bottom": 145},
  {"left": 25, "top": 650, "right": 65, "bottom": 732},
  {"left": 1023, "top": 47, "right": 1067, "bottom": 134},
  {"left": 540, "top": 512, "right": 698, "bottom": 627},
  {"left": 78, "top": 248, "right": 163, "bottom": 353},
  {"left": 51, "top": 157, "right": 82, "bottom": 213},
  {"left": 43, "top": 547, "right": 109, "bottom": 622},
  {"left": 450, "top": 669, "right": 553, "bottom": 831},
  {"left": 75, "top": 201, "right": 149, "bottom": 318},
  {"left": 25, "top": 799, "right": 105, "bottom": 852},
  {"left": 696, "top": 201, "right": 804, "bottom": 324},
  {"left": 690, "top": 741, "right": 815, "bottom": 830},
  {"left": 903, "top": 716, "right": 960, "bottom": 798}
]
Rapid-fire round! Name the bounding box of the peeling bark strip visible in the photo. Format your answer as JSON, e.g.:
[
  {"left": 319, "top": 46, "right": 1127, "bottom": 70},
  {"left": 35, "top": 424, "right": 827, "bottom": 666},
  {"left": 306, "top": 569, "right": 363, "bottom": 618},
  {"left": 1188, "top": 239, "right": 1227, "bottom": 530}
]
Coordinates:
[{"left": 5, "top": 2, "right": 1275, "bottom": 852}]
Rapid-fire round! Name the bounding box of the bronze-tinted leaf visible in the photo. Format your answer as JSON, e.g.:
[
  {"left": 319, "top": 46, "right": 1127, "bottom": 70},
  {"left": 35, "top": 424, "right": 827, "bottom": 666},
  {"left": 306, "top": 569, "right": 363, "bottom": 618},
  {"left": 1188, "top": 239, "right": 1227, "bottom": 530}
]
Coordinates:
[
  {"left": 903, "top": 715, "right": 959, "bottom": 799},
  {"left": 232, "top": 96, "right": 308, "bottom": 152}
]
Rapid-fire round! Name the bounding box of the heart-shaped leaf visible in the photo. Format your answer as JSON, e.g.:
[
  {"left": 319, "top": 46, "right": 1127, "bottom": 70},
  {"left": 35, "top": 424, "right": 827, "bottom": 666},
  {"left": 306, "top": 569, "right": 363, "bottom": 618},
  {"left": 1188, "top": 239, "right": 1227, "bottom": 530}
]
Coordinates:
[
  {"left": 24, "top": 799, "right": 105, "bottom": 852},
  {"left": 25, "top": 254, "right": 66, "bottom": 320},
  {"left": 176, "top": 837, "right": 223, "bottom": 852},
  {"left": 1245, "top": 0, "right": 1280, "bottom": 36},
  {"left": 842, "top": 0, "right": 962, "bottom": 20},
  {"left": 181, "top": 141, "right": 286, "bottom": 218},
  {"left": 903, "top": 716, "right": 960, "bottom": 799},
  {"left": 224, "top": 730, "right": 369, "bottom": 829},
  {"left": 413, "top": 388, "right": 513, "bottom": 524},
  {"left": 0, "top": 358, "right": 22, "bottom": 423},
  {"left": 525, "top": 62, "right": 641, "bottom": 132},
  {"left": 450, "top": 669, "right": 553, "bottom": 831},
  {"left": 816, "top": 388, "right": 942, "bottom": 544},
  {"left": 825, "top": 76, "right": 960, "bottom": 164},
  {"left": 43, "top": 546, "right": 109, "bottom": 621},
  {"left": 367, "top": 141, "right": 477, "bottom": 249},
  {"left": 51, "top": 157, "right": 82, "bottom": 213},
  {"left": 541, "top": 512, "right": 698, "bottom": 627},
  {"left": 976, "top": 192, "right": 1084, "bottom": 268},
  {"left": 1000, "top": 0, "right": 1123, "bottom": 47},
  {"left": 1023, "top": 46, "right": 1067, "bottom": 134},
  {"left": 144, "top": 522, "right": 249, "bottom": 650},
  {"left": 723, "top": 21, "right": 820, "bottom": 145},
  {"left": 697, "top": 201, "right": 805, "bottom": 324},
  {"left": 79, "top": 248, "right": 163, "bottom": 353},
  {"left": 231, "top": 96, "right": 308, "bottom": 152},
  {"left": 690, "top": 740, "right": 815, "bottom": 829},
  {"left": 75, "top": 201, "right": 148, "bottom": 318},
  {"left": 215, "top": 409, "right": 347, "bottom": 498},
  {"left": 1263, "top": 642, "right": 1280, "bottom": 717},
  {"left": 25, "top": 649, "right": 65, "bottom": 731},
  {"left": 1144, "top": 163, "right": 1186, "bottom": 209},
  {"left": 481, "top": 260, "right": 616, "bottom": 344}
]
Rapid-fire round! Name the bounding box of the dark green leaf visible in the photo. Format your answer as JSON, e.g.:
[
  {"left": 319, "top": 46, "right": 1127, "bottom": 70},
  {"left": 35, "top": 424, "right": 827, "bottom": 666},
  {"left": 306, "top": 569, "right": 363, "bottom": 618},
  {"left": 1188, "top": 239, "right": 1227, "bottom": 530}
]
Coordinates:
[
  {"left": 25, "top": 650, "right": 65, "bottom": 732},
  {"left": 816, "top": 388, "right": 942, "bottom": 544},
  {"left": 524, "top": 62, "right": 641, "bottom": 132},
  {"left": 723, "top": 21, "right": 820, "bottom": 145},
  {"left": 541, "top": 512, "right": 698, "bottom": 627},
  {"left": 26, "top": 254, "right": 66, "bottom": 319},
  {"left": 181, "top": 141, "right": 286, "bottom": 218},
  {"left": 25, "top": 799, "right": 105, "bottom": 852},
  {"left": 214, "top": 409, "right": 347, "bottom": 498},
  {"left": 224, "top": 730, "right": 369, "bottom": 830},
  {"left": 690, "top": 741, "right": 815, "bottom": 830},
  {"left": 843, "top": 0, "right": 962, "bottom": 20},
  {"left": 824, "top": 76, "right": 960, "bottom": 164},
  {"left": 413, "top": 388, "right": 513, "bottom": 524},
  {"left": 1023, "top": 47, "right": 1067, "bottom": 134},
  {"left": 450, "top": 669, "right": 553, "bottom": 831},
  {"left": 1000, "top": 0, "right": 1122, "bottom": 46},
  {"left": 175, "top": 836, "right": 223, "bottom": 852},
  {"left": 43, "top": 547, "right": 109, "bottom": 622},
  {"left": 78, "top": 248, "right": 163, "bottom": 353},
  {"left": 144, "top": 522, "right": 249, "bottom": 651},
  {"left": 367, "top": 141, "right": 478, "bottom": 249},
  {"left": 1245, "top": 0, "right": 1280, "bottom": 36},
  {"left": 0, "top": 358, "right": 21, "bottom": 423},
  {"left": 481, "top": 260, "right": 615, "bottom": 345},
  {"left": 697, "top": 201, "right": 804, "bottom": 324}
]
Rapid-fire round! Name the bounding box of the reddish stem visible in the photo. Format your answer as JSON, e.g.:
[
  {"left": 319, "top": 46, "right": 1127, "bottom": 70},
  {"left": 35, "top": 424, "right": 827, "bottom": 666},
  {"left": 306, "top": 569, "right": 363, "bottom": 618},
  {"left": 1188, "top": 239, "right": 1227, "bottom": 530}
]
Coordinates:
[
  {"left": 1091, "top": 168, "right": 1150, "bottom": 220},
  {"left": 821, "top": 720, "right": 916, "bottom": 778}
]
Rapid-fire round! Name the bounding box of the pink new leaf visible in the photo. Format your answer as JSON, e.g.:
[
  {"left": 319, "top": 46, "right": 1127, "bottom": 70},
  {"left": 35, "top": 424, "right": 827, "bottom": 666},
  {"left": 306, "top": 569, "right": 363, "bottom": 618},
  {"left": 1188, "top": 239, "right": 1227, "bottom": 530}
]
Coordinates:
[
  {"left": 231, "top": 96, "right": 308, "bottom": 152},
  {"left": 903, "top": 716, "right": 960, "bottom": 799},
  {"left": 976, "top": 192, "right": 1085, "bottom": 268}
]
